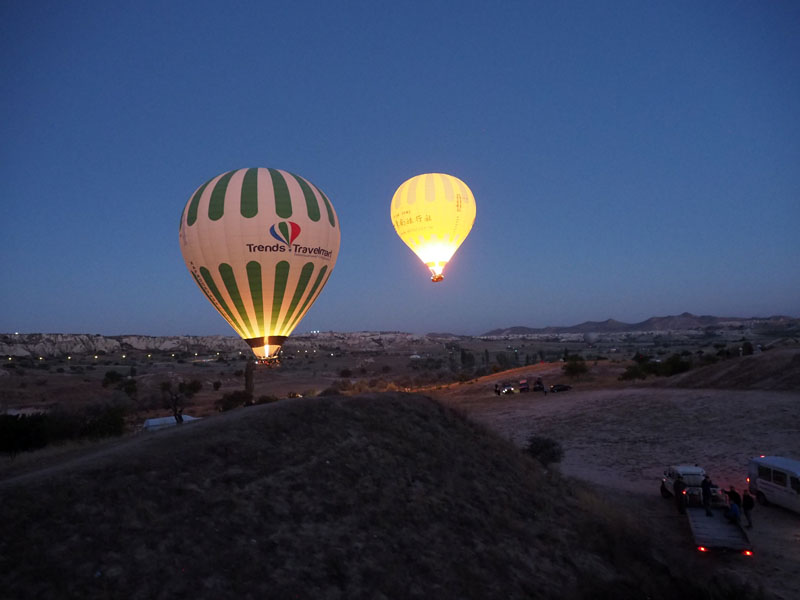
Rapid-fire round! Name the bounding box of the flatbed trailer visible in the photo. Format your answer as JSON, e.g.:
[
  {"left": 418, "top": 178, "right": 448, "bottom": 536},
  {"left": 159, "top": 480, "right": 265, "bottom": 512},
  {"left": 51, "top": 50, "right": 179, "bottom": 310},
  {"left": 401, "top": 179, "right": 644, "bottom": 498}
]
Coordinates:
[{"left": 685, "top": 507, "right": 752, "bottom": 554}]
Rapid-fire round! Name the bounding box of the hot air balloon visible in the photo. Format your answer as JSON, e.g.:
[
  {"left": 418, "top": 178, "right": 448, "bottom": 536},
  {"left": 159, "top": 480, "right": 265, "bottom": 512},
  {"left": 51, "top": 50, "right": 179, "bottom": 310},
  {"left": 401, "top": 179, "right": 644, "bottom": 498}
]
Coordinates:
[
  {"left": 179, "top": 168, "right": 340, "bottom": 362},
  {"left": 390, "top": 173, "right": 476, "bottom": 282}
]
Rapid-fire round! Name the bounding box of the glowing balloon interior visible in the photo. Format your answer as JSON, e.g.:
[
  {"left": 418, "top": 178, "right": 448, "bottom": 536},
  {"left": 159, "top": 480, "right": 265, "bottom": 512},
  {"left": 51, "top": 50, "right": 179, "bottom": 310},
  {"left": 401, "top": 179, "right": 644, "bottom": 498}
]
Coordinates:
[
  {"left": 179, "top": 168, "right": 340, "bottom": 361},
  {"left": 390, "top": 173, "right": 476, "bottom": 282}
]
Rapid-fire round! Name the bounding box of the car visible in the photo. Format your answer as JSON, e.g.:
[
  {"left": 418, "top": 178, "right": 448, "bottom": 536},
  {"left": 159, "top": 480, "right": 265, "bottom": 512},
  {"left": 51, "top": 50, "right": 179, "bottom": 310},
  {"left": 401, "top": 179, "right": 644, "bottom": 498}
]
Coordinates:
[
  {"left": 499, "top": 382, "right": 517, "bottom": 394},
  {"left": 549, "top": 384, "right": 572, "bottom": 393},
  {"left": 518, "top": 379, "right": 530, "bottom": 392},
  {"left": 532, "top": 377, "right": 544, "bottom": 392},
  {"left": 660, "top": 465, "right": 726, "bottom": 507}
]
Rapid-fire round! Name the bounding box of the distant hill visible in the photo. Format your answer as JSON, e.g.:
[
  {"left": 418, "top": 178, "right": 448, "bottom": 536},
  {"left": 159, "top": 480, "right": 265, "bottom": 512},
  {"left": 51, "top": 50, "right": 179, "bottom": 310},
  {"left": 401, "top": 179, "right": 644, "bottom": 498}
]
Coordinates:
[
  {"left": 482, "top": 313, "right": 798, "bottom": 336},
  {"left": 2, "top": 313, "right": 797, "bottom": 358},
  {"left": 0, "top": 393, "right": 758, "bottom": 599}
]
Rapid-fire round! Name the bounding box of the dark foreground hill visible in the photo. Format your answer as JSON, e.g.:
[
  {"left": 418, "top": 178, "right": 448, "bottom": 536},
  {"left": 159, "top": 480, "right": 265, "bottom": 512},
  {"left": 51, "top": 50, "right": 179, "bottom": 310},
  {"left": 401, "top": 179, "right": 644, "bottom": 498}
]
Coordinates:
[{"left": 0, "top": 394, "right": 761, "bottom": 600}]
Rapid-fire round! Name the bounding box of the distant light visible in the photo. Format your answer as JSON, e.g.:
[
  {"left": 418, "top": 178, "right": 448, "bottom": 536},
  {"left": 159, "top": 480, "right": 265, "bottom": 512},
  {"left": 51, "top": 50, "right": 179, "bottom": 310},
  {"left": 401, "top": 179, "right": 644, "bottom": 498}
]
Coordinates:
[
  {"left": 697, "top": 546, "right": 708, "bottom": 553},
  {"left": 39, "top": 357, "right": 44, "bottom": 361},
  {"left": 147, "top": 354, "right": 151, "bottom": 358},
  {"left": 7, "top": 357, "right": 11, "bottom": 361},
  {"left": 742, "top": 550, "right": 753, "bottom": 557},
  {"left": 67, "top": 356, "right": 71, "bottom": 360},
  {"left": 94, "top": 355, "right": 98, "bottom": 359},
  {"left": 122, "top": 354, "right": 126, "bottom": 359},
  {"left": 171, "top": 353, "right": 175, "bottom": 357}
]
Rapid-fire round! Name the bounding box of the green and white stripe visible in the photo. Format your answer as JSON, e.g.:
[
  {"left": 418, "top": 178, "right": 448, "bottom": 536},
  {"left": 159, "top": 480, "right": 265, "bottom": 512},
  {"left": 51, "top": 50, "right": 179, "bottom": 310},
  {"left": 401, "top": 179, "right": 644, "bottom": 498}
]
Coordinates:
[
  {"left": 179, "top": 168, "right": 340, "bottom": 357},
  {"left": 182, "top": 168, "right": 336, "bottom": 229}
]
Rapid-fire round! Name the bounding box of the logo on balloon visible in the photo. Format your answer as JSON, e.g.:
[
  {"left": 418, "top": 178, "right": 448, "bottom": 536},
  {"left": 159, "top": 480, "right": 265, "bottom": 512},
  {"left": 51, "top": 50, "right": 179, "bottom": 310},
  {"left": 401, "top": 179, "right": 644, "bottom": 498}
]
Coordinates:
[{"left": 269, "top": 221, "right": 301, "bottom": 248}]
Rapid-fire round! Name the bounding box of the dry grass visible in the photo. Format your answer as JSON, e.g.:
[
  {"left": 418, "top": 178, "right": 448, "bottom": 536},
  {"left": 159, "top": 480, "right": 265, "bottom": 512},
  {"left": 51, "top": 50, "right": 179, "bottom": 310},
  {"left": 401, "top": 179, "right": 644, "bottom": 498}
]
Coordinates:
[{"left": 0, "top": 393, "right": 766, "bottom": 599}]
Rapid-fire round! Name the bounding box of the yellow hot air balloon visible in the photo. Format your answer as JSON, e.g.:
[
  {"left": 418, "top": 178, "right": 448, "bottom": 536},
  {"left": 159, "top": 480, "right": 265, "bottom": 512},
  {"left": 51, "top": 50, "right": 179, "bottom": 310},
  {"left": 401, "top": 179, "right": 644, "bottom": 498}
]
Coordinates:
[
  {"left": 390, "top": 173, "right": 476, "bottom": 282},
  {"left": 179, "top": 168, "right": 340, "bottom": 362}
]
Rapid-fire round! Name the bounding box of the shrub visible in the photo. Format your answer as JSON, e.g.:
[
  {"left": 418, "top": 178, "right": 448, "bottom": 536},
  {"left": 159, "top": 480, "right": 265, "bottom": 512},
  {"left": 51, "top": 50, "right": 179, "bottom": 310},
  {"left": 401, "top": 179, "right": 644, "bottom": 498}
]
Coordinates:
[
  {"left": 562, "top": 357, "right": 588, "bottom": 379},
  {"left": 660, "top": 353, "right": 692, "bottom": 377},
  {"left": 0, "top": 403, "right": 128, "bottom": 457},
  {"left": 119, "top": 378, "right": 137, "bottom": 398},
  {"left": 215, "top": 390, "right": 252, "bottom": 412},
  {"left": 81, "top": 404, "right": 126, "bottom": 438},
  {"left": 619, "top": 365, "right": 647, "bottom": 381},
  {"left": 524, "top": 435, "right": 564, "bottom": 467}
]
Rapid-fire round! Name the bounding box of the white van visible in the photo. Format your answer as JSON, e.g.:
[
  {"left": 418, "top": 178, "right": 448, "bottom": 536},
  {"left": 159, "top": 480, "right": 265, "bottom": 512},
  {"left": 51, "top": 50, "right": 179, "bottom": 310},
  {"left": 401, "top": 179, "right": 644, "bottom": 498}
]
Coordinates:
[{"left": 747, "top": 456, "right": 800, "bottom": 514}]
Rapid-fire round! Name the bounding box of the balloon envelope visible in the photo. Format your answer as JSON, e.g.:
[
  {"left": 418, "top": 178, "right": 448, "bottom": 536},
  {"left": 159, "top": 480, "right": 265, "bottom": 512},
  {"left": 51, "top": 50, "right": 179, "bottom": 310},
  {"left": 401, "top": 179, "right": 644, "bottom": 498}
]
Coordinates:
[
  {"left": 390, "top": 173, "right": 476, "bottom": 282},
  {"left": 179, "top": 168, "right": 340, "bottom": 361}
]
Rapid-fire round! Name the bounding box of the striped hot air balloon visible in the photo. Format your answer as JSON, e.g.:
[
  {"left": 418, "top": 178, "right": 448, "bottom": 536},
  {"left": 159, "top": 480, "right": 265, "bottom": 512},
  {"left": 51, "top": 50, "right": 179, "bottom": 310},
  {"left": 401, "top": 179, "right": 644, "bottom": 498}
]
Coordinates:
[
  {"left": 390, "top": 173, "right": 476, "bottom": 282},
  {"left": 179, "top": 168, "right": 340, "bottom": 362}
]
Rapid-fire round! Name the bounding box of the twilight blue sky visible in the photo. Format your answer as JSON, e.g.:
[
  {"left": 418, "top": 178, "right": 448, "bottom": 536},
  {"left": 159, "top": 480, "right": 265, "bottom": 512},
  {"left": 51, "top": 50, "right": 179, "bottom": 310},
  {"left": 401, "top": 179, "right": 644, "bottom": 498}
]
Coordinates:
[{"left": 2, "top": 1, "right": 798, "bottom": 336}]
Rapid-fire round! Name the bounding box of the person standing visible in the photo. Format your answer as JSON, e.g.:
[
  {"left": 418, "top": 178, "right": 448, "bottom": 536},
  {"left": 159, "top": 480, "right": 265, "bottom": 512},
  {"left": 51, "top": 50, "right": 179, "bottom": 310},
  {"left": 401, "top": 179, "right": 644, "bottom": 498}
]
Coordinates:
[
  {"left": 674, "top": 475, "right": 687, "bottom": 514},
  {"left": 701, "top": 474, "right": 714, "bottom": 516},
  {"left": 725, "top": 485, "right": 742, "bottom": 509},
  {"left": 725, "top": 501, "right": 741, "bottom": 525},
  {"left": 742, "top": 490, "right": 755, "bottom": 528}
]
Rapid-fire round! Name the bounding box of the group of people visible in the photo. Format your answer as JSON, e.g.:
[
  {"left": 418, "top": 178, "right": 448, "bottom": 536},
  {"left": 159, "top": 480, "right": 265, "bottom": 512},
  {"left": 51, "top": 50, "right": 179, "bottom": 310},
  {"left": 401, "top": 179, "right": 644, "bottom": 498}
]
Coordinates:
[
  {"left": 722, "top": 482, "right": 755, "bottom": 528},
  {"left": 673, "top": 474, "right": 754, "bottom": 528}
]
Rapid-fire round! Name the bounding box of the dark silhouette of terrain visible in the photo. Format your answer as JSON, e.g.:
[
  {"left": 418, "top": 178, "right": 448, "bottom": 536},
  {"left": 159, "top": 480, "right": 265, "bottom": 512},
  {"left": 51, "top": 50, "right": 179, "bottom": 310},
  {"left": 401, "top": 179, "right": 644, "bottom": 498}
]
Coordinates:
[{"left": 1, "top": 394, "right": 764, "bottom": 599}]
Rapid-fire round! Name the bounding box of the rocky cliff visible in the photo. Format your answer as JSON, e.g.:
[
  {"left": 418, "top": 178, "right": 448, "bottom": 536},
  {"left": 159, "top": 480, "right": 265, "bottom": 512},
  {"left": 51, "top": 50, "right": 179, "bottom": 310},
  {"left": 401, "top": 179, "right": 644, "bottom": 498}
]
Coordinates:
[{"left": 0, "top": 333, "right": 249, "bottom": 358}]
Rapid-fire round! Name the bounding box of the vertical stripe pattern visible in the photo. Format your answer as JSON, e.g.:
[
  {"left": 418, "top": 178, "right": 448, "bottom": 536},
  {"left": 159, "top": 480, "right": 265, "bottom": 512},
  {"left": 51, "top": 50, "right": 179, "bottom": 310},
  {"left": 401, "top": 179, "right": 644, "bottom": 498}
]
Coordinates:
[{"left": 180, "top": 167, "right": 340, "bottom": 358}]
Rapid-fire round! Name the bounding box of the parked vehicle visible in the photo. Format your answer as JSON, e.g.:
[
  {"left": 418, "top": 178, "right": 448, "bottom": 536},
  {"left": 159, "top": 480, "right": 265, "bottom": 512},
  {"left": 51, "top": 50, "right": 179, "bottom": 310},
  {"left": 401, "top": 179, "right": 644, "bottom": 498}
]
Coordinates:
[
  {"left": 499, "top": 382, "right": 516, "bottom": 394},
  {"left": 661, "top": 464, "right": 752, "bottom": 554},
  {"left": 660, "top": 465, "right": 725, "bottom": 506},
  {"left": 549, "top": 384, "right": 572, "bottom": 393},
  {"left": 747, "top": 455, "right": 800, "bottom": 514},
  {"left": 532, "top": 377, "right": 544, "bottom": 392},
  {"left": 518, "top": 379, "right": 530, "bottom": 392}
]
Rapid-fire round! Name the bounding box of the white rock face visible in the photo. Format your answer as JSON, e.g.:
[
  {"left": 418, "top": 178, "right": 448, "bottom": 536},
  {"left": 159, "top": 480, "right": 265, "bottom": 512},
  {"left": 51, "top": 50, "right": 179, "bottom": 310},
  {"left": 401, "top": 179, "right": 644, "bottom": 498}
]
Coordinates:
[
  {"left": 0, "top": 331, "right": 454, "bottom": 358},
  {"left": 0, "top": 333, "right": 249, "bottom": 357}
]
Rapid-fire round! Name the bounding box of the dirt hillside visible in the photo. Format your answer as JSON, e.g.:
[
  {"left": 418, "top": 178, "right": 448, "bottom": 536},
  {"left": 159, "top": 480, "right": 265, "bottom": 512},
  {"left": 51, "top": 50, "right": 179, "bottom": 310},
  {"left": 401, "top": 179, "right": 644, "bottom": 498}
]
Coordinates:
[{"left": 653, "top": 349, "right": 800, "bottom": 390}]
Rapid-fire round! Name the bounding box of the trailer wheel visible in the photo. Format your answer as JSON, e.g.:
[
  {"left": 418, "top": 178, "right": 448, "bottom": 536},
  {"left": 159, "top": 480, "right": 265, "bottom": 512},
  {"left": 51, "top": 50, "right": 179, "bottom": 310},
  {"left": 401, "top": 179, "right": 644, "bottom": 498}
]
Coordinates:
[
  {"left": 756, "top": 491, "right": 769, "bottom": 506},
  {"left": 660, "top": 482, "right": 671, "bottom": 498}
]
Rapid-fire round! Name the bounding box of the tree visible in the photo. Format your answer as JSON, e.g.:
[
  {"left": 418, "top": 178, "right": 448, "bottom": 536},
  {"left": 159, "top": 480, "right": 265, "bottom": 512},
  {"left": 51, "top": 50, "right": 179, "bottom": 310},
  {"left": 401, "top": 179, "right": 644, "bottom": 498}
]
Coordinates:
[
  {"left": 102, "top": 370, "right": 123, "bottom": 387},
  {"left": 460, "top": 349, "right": 475, "bottom": 369},
  {"left": 160, "top": 379, "right": 202, "bottom": 423},
  {"left": 562, "top": 357, "right": 588, "bottom": 379},
  {"left": 120, "top": 378, "right": 137, "bottom": 400},
  {"left": 245, "top": 359, "right": 255, "bottom": 395},
  {"left": 495, "top": 352, "right": 510, "bottom": 369}
]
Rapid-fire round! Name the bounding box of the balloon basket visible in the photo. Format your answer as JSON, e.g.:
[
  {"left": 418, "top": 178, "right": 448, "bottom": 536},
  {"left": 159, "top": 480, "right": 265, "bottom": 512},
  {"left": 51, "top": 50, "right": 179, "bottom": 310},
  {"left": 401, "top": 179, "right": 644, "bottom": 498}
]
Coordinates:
[{"left": 255, "top": 358, "right": 280, "bottom": 367}]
